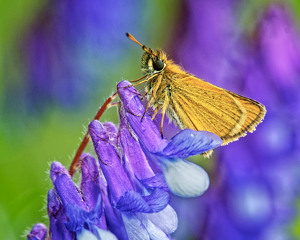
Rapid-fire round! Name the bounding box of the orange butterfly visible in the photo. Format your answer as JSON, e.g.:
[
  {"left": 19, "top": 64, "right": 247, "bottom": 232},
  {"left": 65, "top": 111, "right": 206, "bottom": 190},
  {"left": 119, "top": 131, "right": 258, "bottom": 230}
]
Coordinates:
[
  {"left": 69, "top": 33, "right": 266, "bottom": 175},
  {"left": 126, "top": 33, "right": 266, "bottom": 146}
]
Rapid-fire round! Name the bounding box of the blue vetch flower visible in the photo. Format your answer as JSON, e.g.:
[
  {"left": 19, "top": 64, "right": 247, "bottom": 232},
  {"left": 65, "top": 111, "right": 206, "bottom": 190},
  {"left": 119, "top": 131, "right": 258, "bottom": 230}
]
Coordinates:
[
  {"left": 28, "top": 81, "right": 224, "bottom": 239},
  {"left": 80, "top": 153, "right": 108, "bottom": 229},
  {"left": 117, "top": 80, "right": 223, "bottom": 198},
  {"left": 118, "top": 106, "right": 178, "bottom": 234},
  {"left": 89, "top": 120, "right": 177, "bottom": 239},
  {"left": 47, "top": 157, "right": 117, "bottom": 240},
  {"left": 28, "top": 79, "right": 224, "bottom": 239},
  {"left": 27, "top": 223, "right": 47, "bottom": 240}
]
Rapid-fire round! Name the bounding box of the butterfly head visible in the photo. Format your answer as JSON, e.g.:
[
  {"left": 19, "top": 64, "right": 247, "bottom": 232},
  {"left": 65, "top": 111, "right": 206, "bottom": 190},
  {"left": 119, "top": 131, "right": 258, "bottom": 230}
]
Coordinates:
[
  {"left": 141, "top": 49, "right": 167, "bottom": 75},
  {"left": 126, "top": 33, "right": 167, "bottom": 75}
]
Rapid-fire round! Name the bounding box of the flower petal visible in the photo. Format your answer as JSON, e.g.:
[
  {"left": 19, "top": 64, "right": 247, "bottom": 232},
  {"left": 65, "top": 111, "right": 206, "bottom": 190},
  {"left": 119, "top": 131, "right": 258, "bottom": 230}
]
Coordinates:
[
  {"left": 54, "top": 172, "right": 86, "bottom": 210},
  {"left": 80, "top": 154, "right": 107, "bottom": 229},
  {"left": 102, "top": 186, "right": 128, "bottom": 240},
  {"left": 142, "top": 188, "right": 170, "bottom": 212},
  {"left": 97, "top": 228, "right": 118, "bottom": 240},
  {"left": 50, "top": 161, "right": 69, "bottom": 183},
  {"left": 146, "top": 205, "right": 178, "bottom": 234},
  {"left": 89, "top": 120, "right": 133, "bottom": 200},
  {"left": 161, "top": 158, "right": 210, "bottom": 198},
  {"left": 137, "top": 213, "right": 169, "bottom": 240},
  {"left": 139, "top": 173, "right": 169, "bottom": 191},
  {"left": 47, "top": 189, "right": 73, "bottom": 240},
  {"left": 117, "top": 81, "right": 168, "bottom": 153},
  {"left": 116, "top": 189, "right": 169, "bottom": 213},
  {"left": 76, "top": 229, "right": 98, "bottom": 240},
  {"left": 119, "top": 106, "right": 156, "bottom": 180},
  {"left": 162, "top": 129, "right": 223, "bottom": 159},
  {"left": 116, "top": 191, "right": 150, "bottom": 213},
  {"left": 64, "top": 196, "right": 102, "bottom": 233},
  {"left": 27, "top": 223, "right": 47, "bottom": 240},
  {"left": 103, "top": 122, "right": 118, "bottom": 145},
  {"left": 121, "top": 213, "right": 150, "bottom": 240},
  {"left": 80, "top": 154, "right": 102, "bottom": 210}
]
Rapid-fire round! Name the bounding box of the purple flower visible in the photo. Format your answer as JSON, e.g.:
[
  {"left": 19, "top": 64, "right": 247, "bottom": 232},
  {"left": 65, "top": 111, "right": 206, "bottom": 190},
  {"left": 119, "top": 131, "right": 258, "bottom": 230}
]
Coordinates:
[
  {"left": 29, "top": 81, "right": 224, "bottom": 238},
  {"left": 118, "top": 105, "right": 168, "bottom": 191},
  {"left": 29, "top": 74, "right": 224, "bottom": 238},
  {"left": 117, "top": 80, "right": 223, "bottom": 198},
  {"left": 47, "top": 188, "right": 73, "bottom": 240},
  {"left": 89, "top": 120, "right": 177, "bottom": 239},
  {"left": 47, "top": 157, "right": 117, "bottom": 240},
  {"left": 80, "top": 154, "right": 107, "bottom": 229},
  {"left": 118, "top": 106, "right": 178, "bottom": 234},
  {"left": 27, "top": 223, "right": 47, "bottom": 240}
]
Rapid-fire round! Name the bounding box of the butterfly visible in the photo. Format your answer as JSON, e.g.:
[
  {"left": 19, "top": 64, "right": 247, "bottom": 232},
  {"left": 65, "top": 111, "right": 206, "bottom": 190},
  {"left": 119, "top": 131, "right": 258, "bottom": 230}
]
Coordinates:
[
  {"left": 126, "top": 33, "right": 266, "bottom": 146},
  {"left": 69, "top": 33, "right": 267, "bottom": 176}
]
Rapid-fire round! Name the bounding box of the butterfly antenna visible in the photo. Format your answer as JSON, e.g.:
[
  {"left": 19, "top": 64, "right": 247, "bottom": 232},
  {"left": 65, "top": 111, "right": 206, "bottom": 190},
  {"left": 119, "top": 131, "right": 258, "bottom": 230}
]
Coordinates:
[{"left": 126, "top": 33, "right": 153, "bottom": 55}]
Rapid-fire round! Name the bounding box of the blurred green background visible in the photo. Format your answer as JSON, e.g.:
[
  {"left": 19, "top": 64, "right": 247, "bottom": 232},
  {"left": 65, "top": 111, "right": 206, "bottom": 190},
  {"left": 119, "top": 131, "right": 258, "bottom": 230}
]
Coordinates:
[{"left": 1, "top": 0, "right": 300, "bottom": 239}]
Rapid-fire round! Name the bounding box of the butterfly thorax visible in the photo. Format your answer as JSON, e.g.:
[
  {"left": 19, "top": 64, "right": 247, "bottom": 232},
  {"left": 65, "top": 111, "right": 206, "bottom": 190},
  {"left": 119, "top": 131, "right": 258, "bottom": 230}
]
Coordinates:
[{"left": 141, "top": 49, "right": 191, "bottom": 124}]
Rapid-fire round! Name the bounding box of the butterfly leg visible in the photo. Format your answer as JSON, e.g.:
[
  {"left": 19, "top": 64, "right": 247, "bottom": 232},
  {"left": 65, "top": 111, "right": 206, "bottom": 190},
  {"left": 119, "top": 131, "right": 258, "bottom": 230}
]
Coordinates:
[
  {"left": 160, "top": 95, "right": 169, "bottom": 138},
  {"left": 127, "top": 77, "right": 151, "bottom": 87},
  {"left": 140, "top": 91, "right": 149, "bottom": 101},
  {"left": 127, "top": 73, "right": 159, "bottom": 88},
  {"left": 130, "top": 74, "right": 148, "bottom": 83},
  {"left": 151, "top": 108, "right": 160, "bottom": 120},
  {"left": 141, "top": 74, "right": 162, "bottom": 121}
]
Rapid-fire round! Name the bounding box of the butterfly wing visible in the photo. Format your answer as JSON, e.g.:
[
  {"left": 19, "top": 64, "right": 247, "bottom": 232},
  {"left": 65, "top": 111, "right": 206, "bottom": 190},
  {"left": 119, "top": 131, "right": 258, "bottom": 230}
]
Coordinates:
[{"left": 165, "top": 74, "right": 266, "bottom": 145}]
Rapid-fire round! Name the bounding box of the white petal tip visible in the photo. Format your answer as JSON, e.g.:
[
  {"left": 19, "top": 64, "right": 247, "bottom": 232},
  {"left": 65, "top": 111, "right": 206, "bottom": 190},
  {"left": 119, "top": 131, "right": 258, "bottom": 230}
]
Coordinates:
[{"left": 162, "top": 159, "right": 210, "bottom": 198}]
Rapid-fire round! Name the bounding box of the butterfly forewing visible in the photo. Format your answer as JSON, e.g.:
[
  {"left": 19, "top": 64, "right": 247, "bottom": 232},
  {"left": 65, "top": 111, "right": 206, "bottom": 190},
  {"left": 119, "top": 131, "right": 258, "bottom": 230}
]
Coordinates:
[
  {"left": 165, "top": 74, "right": 266, "bottom": 145},
  {"left": 224, "top": 91, "right": 266, "bottom": 139}
]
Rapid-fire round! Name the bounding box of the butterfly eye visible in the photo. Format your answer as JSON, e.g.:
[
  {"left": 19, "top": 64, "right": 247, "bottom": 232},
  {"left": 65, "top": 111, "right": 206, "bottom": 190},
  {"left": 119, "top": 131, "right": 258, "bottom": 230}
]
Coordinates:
[{"left": 153, "top": 59, "right": 165, "bottom": 71}]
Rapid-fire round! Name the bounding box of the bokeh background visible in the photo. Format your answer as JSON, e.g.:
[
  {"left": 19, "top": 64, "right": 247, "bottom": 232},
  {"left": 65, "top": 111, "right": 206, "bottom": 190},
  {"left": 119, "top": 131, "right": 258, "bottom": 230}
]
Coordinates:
[{"left": 1, "top": 0, "right": 300, "bottom": 239}]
